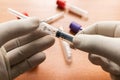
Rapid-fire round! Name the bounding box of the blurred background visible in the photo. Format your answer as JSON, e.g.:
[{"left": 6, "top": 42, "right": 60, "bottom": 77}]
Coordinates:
[{"left": 1, "top": 0, "right": 120, "bottom": 80}]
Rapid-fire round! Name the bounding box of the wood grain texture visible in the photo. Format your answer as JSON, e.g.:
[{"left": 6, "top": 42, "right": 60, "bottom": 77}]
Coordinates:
[{"left": 1, "top": 0, "right": 120, "bottom": 80}]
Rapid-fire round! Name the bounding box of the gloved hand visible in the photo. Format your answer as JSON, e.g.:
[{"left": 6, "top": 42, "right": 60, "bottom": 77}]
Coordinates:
[
  {"left": 73, "top": 21, "right": 120, "bottom": 80},
  {"left": 0, "top": 17, "right": 55, "bottom": 80}
]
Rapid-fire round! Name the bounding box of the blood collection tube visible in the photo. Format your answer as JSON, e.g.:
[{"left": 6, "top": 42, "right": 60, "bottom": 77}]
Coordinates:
[
  {"left": 56, "top": 0, "right": 88, "bottom": 17},
  {"left": 8, "top": 8, "right": 74, "bottom": 42}
]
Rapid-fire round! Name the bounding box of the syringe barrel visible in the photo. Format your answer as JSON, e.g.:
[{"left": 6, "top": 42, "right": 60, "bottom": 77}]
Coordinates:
[
  {"left": 39, "top": 22, "right": 58, "bottom": 35},
  {"left": 39, "top": 22, "right": 73, "bottom": 42},
  {"left": 56, "top": 31, "right": 73, "bottom": 42}
]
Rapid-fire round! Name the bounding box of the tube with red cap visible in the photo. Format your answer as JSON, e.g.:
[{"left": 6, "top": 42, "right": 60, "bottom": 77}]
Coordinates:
[{"left": 56, "top": 0, "right": 88, "bottom": 18}]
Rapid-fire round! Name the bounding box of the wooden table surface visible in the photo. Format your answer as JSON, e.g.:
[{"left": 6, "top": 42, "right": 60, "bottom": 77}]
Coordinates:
[{"left": 1, "top": 0, "right": 120, "bottom": 80}]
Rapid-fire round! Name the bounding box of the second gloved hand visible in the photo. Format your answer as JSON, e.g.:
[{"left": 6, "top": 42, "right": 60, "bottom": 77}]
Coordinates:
[{"left": 73, "top": 21, "right": 120, "bottom": 80}]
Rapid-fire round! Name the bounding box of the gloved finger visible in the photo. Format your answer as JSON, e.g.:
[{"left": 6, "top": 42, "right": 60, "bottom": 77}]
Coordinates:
[
  {"left": 89, "top": 54, "right": 120, "bottom": 75},
  {"left": 6, "top": 35, "right": 55, "bottom": 66},
  {"left": 4, "top": 29, "right": 47, "bottom": 52},
  {"left": 0, "top": 17, "right": 39, "bottom": 47},
  {"left": 73, "top": 34, "right": 120, "bottom": 65},
  {"left": 101, "top": 60, "right": 120, "bottom": 75},
  {"left": 88, "top": 53, "right": 109, "bottom": 66},
  {"left": 11, "top": 52, "right": 46, "bottom": 79},
  {"left": 110, "top": 74, "right": 120, "bottom": 80},
  {"left": 77, "top": 21, "right": 120, "bottom": 37}
]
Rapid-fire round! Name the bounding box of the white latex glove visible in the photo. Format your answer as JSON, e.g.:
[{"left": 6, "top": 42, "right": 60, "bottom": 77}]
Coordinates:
[
  {"left": 0, "top": 17, "right": 55, "bottom": 80},
  {"left": 73, "top": 21, "right": 120, "bottom": 80}
]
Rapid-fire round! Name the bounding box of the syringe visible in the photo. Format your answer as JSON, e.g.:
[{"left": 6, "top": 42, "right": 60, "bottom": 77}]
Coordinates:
[
  {"left": 39, "top": 22, "right": 73, "bottom": 42},
  {"left": 8, "top": 8, "right": 74, "bottom": 42}
]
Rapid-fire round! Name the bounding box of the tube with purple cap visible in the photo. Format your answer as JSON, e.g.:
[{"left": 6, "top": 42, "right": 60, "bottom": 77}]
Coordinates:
[{"left": 69, "top": 21, "right": 82, "bottom": 34}]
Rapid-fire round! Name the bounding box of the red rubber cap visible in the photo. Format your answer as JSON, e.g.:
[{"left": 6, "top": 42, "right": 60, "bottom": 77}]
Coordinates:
[
  {"left": 56, "top": 0, "right": 66, "bottom": 9},
  {"left": 17, "top": 12, "right": 29, "bottom": 19}
]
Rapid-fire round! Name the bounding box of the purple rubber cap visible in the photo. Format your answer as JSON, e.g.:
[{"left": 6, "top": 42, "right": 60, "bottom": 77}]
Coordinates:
[{"left": 69, "top": 21, "right": 82, "bottom": 33}]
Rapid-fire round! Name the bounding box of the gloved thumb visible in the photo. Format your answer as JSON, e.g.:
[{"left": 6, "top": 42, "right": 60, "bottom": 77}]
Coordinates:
[{"left": 73, "top": 34, "right": 120, "bottom": 65}]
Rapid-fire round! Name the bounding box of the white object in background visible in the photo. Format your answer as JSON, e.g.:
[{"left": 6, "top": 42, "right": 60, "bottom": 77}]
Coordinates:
[
  {"left": 59, "top": 27, "right": 72, "bottom": 63},
  {"left": 61, "top": 40, "right": 72, "bottom": 63},
  {"left": 67, "top": 3, "right": 88, "bottom": 18}
]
